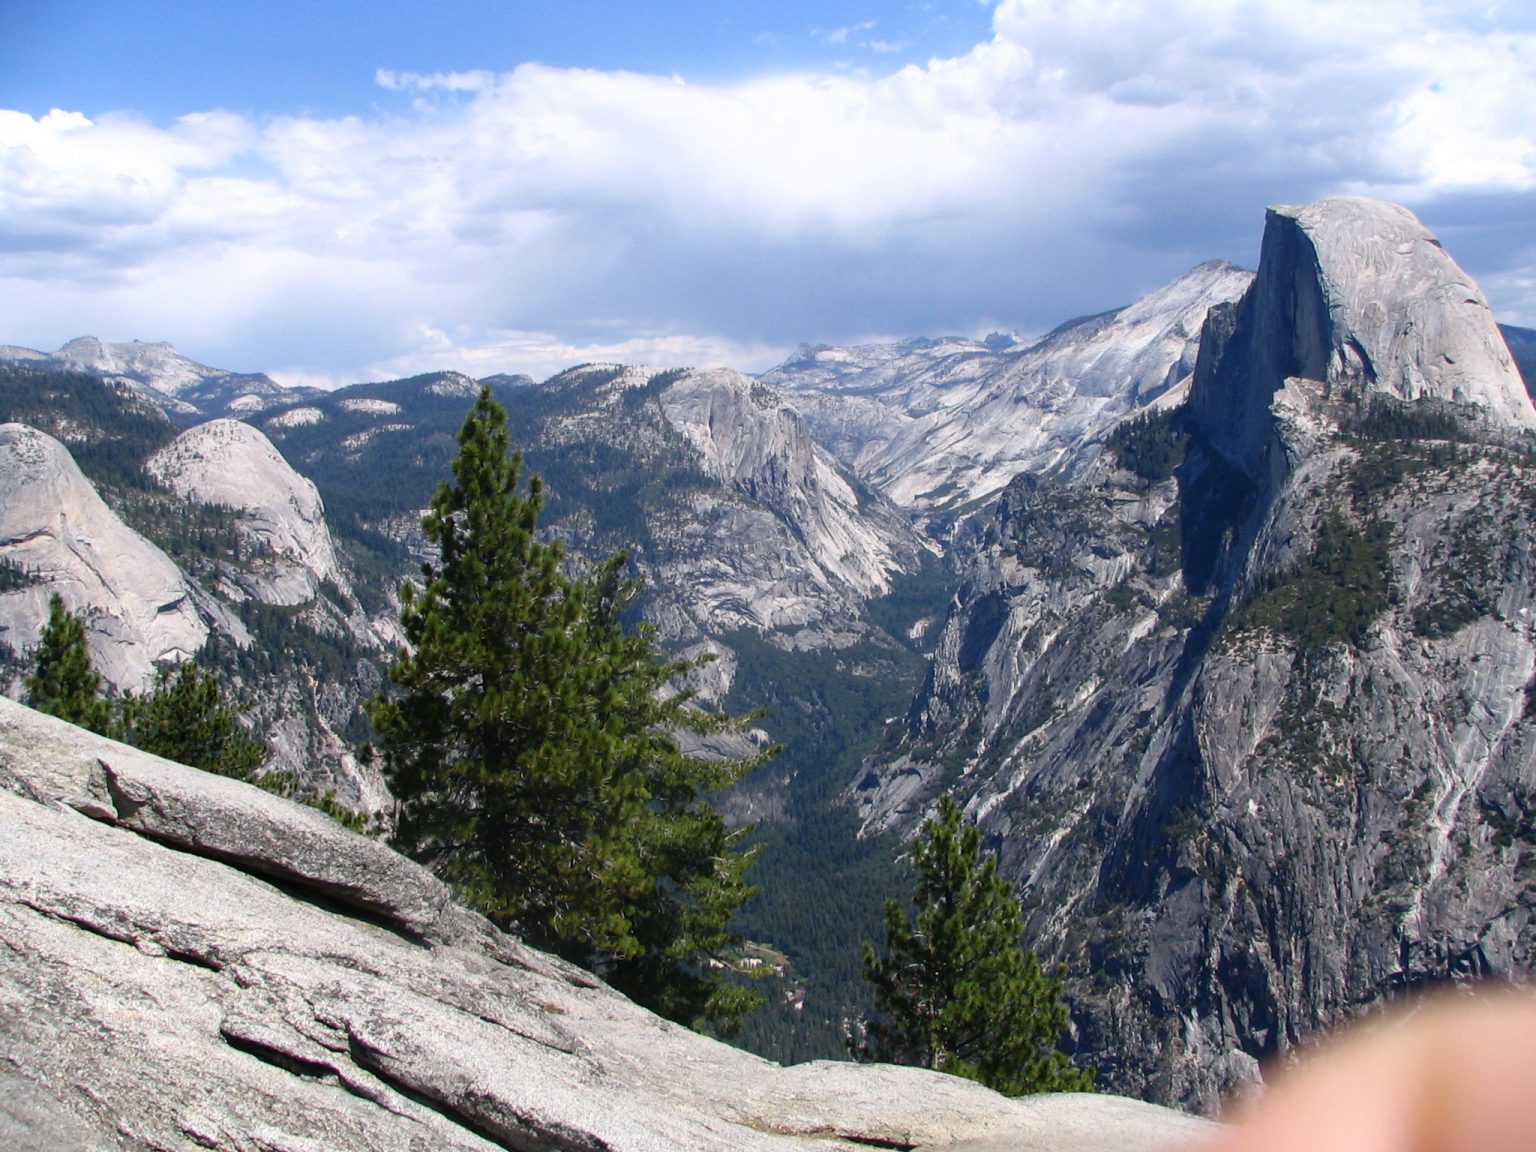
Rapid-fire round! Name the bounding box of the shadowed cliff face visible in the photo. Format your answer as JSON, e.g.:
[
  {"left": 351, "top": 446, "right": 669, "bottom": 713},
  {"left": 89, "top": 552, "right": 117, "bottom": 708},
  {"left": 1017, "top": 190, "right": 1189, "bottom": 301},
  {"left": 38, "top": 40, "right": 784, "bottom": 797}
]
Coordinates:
[{"left": 854, "top": 197, "right": 1536, "bottom": 1111}]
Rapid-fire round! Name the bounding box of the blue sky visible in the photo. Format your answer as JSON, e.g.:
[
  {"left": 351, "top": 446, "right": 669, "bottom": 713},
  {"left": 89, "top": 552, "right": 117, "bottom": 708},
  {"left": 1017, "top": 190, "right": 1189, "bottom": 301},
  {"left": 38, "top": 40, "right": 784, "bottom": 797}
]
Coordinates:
[
  {"left": 3, "top": 1, "right": 1534, "bottom": 386},
  {"left": 5, "top": 2, "right": 998, "bottom": 118}
]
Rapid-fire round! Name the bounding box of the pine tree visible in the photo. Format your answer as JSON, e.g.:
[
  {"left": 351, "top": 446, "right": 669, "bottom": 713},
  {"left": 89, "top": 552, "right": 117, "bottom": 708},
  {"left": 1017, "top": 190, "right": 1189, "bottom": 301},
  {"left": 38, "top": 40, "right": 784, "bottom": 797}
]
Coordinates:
[
  {"left": 123, "top": 660, "right": 268, "bottom": 780},
  {"left": 859, "top": 795, "right": 1093, "bottom": 1095},
  {"left": 370, "top": 387, "right": 770, "bottom": 1034},
  {"left": 26, "top": 594, "right": 113, "bottom": 735},
  {"left": 578, "top": 554, "right": 770, "bottom": 1032}
]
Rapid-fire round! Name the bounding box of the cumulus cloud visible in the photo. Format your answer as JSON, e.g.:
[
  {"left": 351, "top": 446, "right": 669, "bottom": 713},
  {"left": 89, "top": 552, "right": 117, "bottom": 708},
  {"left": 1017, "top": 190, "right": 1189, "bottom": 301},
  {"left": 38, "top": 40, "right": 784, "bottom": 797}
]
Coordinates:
[{"left": 2, "top": 0, "right": 1533, "bottom": 384}]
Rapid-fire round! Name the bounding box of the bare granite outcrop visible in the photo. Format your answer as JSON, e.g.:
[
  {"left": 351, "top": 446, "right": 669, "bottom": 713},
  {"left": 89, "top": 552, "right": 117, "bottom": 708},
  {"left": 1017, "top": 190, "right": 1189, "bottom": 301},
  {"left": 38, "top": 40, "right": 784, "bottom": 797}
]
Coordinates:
[
  {"left": 0, "top": 423, "right": 207, "bottom": 693},
  {"left": 147, "top": 418, "right": 346, "bottom": 606}
]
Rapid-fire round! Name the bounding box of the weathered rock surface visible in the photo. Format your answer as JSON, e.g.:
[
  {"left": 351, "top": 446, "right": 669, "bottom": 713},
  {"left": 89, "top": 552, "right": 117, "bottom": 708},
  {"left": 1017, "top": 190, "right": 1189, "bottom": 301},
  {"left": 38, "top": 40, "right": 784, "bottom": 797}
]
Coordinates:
[
  {"left": 0, "top": 423, "right": 208, "bottom": 692},
  {"left": 658, "top": 367, "right": 926, "bottom": 620},
  {"left": 148, "top": 418, "right": 346, "bottom": 606},
  {"left": 0, "top": 695, "right": 1210, "bottom": 1152},
  {"left": 1191, "top": 196, "right": 1535, "bottom": 477},
  {"left": 854, "top": 197, "right": 1536, "bottom": 1109},
  {"left": 764, "top": 261, "right": 1252, "bottom": 517}
]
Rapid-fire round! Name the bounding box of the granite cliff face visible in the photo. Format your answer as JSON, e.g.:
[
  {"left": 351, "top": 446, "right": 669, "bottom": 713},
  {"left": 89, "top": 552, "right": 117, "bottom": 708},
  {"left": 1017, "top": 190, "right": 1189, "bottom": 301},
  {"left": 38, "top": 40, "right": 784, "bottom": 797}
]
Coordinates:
[
  {"left": 1190, "top": 197, "right": 1534, "bottom": 479},
  {"left": 654, "top": 367, "right": 925, "bottom": 635},
  {"left": 0, "top": 424, "right": 207, "bottom": 693},
  {"left": 764, "top": 261, "right": 1252, "bottom": 518},
  {"left": 148, "top": 419, "right": 348, "bottom": 608},
  {"left": 0, "top": 695, "right": 1210, "bottom": 1152},
  {"left": 853, "top": 197, "right": 1536, "bottom": 1109}
]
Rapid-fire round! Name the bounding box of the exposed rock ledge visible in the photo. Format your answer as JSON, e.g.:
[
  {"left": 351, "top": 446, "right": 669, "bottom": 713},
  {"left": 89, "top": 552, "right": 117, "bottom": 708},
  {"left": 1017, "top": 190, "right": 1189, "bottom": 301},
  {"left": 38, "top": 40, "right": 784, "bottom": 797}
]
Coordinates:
[{"left": 0, "top": 696, "right": 1209, "bottom": 1152}]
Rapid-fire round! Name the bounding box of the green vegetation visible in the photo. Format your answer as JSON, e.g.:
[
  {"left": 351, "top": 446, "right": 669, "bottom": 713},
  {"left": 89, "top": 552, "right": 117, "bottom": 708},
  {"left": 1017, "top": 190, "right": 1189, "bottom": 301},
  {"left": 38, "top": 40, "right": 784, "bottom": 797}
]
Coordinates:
[
  {"left": 1227, "top": 514, "right": 1393, "bottom": 647},
  {"left": 1348, "top": 398, "right": 1465, "bottom": 444},
  {"left": 23, "top": 596, "right": 278, "bottom": 785},
  {"left": 861, "top": 553, "right": 961, "bottom": 653},
  {"left": 1105, "top": 406, "right": 1188, "bottom": 485},
  {"left": 25, "top": 594, "right": 114, "bottom": 735},
  {"left": 120, "top": 660, "right": 269, "bottom": 780},
  {"left": 370, "top": 387, "right": 771, "bottom": 1035},
  {"left": 0, "top": 365, "right": 177, "bottom": 495},
  {"left": 1411, "top": 525, "right": 1500, "bottom": 639},
  {"left": 724, "top": 627, "right": 922, "bottom": 1064},
  {"left": 0, "top": 557, "right": 43, "bottom": 593},
  {"left": 857, "top": 796, "right": 1092, "bottom": 1095}
]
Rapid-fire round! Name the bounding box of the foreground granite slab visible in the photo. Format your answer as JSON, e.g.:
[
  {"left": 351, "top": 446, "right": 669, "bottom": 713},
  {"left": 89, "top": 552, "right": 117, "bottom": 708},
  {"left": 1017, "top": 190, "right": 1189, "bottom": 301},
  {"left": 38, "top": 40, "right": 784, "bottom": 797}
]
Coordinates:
[{"left": 0, "top": 696, "right": 1211, "bottom": 1151}]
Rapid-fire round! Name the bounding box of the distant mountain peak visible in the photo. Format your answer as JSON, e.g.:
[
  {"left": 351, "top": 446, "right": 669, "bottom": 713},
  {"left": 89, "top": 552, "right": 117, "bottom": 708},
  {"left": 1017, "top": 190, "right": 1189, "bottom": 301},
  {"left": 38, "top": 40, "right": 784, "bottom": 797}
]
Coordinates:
[
  {"left": 0, "top": 337, "right": 305, "bottom": 423},
  {"left": 764, "top": 260, "right": 1253, "bottom": 514}
]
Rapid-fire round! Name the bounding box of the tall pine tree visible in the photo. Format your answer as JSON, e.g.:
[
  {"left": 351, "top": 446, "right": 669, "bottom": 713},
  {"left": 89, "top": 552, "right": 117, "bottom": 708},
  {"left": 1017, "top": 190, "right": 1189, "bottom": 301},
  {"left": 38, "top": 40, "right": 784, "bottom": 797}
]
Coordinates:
[
  {"left": 370, "top": 387, "right": 770, "bottom": 1034},
  {"left": 859, "top": 795, "right": 1093, "bottom": 1095},
  {"left": 26, "top": 594, "right": 113, "bottom": 735}
]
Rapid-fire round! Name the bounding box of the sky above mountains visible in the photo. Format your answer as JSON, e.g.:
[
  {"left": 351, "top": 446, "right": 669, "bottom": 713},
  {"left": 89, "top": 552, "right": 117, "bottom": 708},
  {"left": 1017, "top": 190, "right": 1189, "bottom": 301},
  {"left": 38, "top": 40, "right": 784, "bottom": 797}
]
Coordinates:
[{"left": 3, "top": 0, "right": 1534, "bottom": 388}]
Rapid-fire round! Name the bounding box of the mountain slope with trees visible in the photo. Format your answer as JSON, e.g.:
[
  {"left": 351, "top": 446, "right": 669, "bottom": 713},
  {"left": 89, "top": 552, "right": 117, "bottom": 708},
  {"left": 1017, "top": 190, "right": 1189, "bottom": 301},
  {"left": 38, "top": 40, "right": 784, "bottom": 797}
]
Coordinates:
[
  {"left": 852, "top": 197, "right": 1536, "bottom": 1107},
  {"left": 371, "top": 388, "right": 772, "bottom": 1033}
]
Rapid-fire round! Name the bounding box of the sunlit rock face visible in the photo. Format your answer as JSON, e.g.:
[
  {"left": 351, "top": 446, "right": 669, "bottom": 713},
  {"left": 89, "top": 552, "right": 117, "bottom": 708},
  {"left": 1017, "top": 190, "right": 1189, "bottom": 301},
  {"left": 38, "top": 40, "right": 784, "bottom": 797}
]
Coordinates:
[
  {"left": 0, "top": 423, "right": 206, "bottom": 693},
  {"left": 764, "top": 260, "right": 1254, "bottom": 517},
  {"left": 1191, "top": 196, "right": 1535, "bottom": 479},
  {"left": 148, "top": 419, "right": 345, "bottom": 606},
  {"left": 853, "top": 197, "right": 1536, "bottom": 1110},
  {"left": 660, "top": 367, "right": 922, "bottom": 611}
]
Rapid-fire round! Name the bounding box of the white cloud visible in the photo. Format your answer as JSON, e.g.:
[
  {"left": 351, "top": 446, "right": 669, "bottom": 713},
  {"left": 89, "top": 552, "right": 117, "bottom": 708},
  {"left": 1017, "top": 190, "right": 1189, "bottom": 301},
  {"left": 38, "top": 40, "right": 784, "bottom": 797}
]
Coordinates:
[
  {"left": 374, "top": 69, "right": 497, "bottom": 93},
  {"left": 817, "top": 21, "right": 878, "bottom": 47},
  {"left": 2, "top": 0, "right": 1534, "bottom": 382}
]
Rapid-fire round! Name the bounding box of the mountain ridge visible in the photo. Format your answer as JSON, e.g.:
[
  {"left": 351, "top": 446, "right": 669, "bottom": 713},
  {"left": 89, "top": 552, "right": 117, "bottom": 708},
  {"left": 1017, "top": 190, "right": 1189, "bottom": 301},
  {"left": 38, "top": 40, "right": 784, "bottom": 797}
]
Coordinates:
[{"left": 4, "top": 195, "right": 1536, "bottom": 1096}]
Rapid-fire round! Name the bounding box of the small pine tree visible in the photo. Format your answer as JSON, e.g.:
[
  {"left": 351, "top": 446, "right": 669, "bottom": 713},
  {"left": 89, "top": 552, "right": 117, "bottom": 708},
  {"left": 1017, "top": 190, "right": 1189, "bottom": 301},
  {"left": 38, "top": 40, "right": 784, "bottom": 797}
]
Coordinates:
[
  {"left": 123, "top": 660, "right": 268, "bottom": 780},
  {"left": 370, "top": 387, "right": 771, "bottom": 1034},
  {"left": 26, "top": 594, "right": 113, "bottom": 735},
  {"left": 859, "top": 795, "right": 1093, "bottom": 1095}
]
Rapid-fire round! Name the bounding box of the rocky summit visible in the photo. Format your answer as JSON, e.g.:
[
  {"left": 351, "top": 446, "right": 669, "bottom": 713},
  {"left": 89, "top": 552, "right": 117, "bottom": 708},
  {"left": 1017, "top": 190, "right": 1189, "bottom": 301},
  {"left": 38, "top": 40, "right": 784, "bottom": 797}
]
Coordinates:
[
  {"left": 0, "top": 696, "right": 1210, "bottom": 1152},
  {"left": 852, "top": 196, "right": 1536, "bottom": 1107}
]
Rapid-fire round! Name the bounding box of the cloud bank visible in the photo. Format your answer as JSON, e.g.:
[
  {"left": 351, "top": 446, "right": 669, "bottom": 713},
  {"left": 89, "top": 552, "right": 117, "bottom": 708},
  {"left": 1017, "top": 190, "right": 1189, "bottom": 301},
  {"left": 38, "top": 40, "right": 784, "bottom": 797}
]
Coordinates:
[{"left": 2, "top": 0, "right": 1533, "bottom": 385}]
